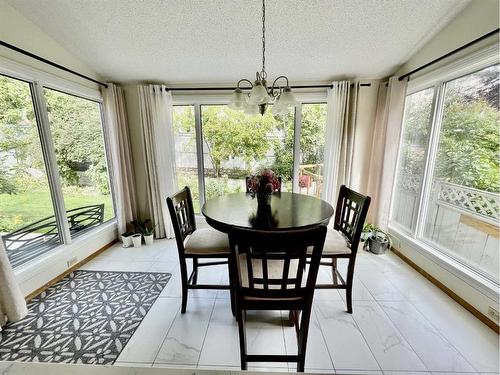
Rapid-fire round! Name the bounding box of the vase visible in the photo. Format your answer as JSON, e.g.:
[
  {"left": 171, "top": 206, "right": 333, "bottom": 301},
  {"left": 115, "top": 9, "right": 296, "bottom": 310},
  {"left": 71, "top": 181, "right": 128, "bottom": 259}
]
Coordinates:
[{"left": 256, "top": 192, "right": 272, "bottom": 207}]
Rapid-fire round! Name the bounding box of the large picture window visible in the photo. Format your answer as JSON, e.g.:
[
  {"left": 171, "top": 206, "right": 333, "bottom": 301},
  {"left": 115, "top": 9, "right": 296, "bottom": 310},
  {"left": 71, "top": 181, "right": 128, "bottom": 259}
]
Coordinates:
[
  {"left": 390, "top": 61, "right": 500, "bottom": 284},
  {"left": 0, "top": 74, "right": 115, "bottom": 268},
  {"left": 0, "top": 75, "right": 61, "bottom": 267},
  {"left": 171, "top": 102, "right": 326, "bottom": 209}
]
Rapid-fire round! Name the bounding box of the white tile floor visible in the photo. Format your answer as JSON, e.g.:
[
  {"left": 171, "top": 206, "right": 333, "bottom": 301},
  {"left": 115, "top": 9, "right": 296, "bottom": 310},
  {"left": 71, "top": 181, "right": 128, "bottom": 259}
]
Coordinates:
[{"left": 79, "top": 238, "right": 499, "bottom": 374}]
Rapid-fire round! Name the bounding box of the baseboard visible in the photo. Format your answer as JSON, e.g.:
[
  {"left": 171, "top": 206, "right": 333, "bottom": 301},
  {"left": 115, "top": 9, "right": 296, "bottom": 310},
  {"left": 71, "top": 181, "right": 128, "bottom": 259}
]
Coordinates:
[
  {"left": 391, "top": 247, "right": 499, "bottom": 334},
  {"left": 24, "top": 239, "right": 117, "bottom": 302}
]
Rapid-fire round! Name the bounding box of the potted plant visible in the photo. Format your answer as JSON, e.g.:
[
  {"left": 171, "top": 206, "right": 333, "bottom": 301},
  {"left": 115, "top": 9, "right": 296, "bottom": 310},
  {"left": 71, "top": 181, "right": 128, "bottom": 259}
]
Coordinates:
[
  {"left": 131, "top": 233, "right": 142, "bottom": 248},
  {"left": 362, "top": 223, "right": 392, "bottom": 255},
  {"left": 131, "top": 219, "right": 157, "bottom": 246},
  {"left": 120, "top": 232, "right": 134, "bottom": 248}
]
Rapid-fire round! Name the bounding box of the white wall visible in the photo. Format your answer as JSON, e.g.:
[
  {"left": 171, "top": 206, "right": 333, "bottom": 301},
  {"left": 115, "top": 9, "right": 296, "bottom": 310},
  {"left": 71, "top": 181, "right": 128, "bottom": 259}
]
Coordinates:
[
  {"left": 391, "top": 0, "right": 500, "bottom": 325},
  {"left": 0, "top": 0, "right": 101, "bottom": 87}
]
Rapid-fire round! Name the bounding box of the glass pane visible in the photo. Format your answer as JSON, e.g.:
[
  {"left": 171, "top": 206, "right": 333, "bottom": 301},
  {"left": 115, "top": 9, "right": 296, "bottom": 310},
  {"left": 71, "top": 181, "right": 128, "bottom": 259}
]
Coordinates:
[
  {"left": 390, "top": 88, "right": 434, "bottom": 232},
  {"left": 201, "top": 105, "right": 293, "bottom": 200},
  {"left": 422, "top": 65, "right": 500, "bottom": 282},
  {"left": 173, "top": 105, "right": 200, "bottom": 212},
  {"left": 44, "top": 88, "right": 115, "bottom": 238},
  {"left": 298, "top": 103, "right": 327, "bottom": 197},
  {"left": 0, "top": 75, "right": 61, "bottom": 267}
]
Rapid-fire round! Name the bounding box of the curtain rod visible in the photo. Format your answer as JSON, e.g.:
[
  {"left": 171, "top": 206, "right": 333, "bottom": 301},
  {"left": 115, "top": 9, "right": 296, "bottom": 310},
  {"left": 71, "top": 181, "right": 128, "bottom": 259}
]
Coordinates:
[
  {"left": 398, "top": 28, "right": 499, "bottom": 81},
  {"left": 0, "top": 40, "right": 109, "bottom": 88},
  {"left": 166, "top": 83, "right": 371, "bottom": 91}
]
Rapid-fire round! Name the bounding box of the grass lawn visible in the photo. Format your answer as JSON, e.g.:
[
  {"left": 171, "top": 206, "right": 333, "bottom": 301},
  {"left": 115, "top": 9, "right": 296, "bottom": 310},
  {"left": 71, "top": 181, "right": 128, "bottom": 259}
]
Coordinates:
[{"left": 0, "top": 188, "right": 114, "bottom": 233}]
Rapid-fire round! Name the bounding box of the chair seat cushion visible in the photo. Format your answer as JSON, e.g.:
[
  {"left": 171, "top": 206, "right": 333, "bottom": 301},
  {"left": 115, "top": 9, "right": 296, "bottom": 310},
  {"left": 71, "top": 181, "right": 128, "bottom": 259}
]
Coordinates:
[
  {"left": 185, "top": 227, "right": 230, "bottom": 255},
  {"left": 308, "top": 228, "right": 351, "bottom": 256}
]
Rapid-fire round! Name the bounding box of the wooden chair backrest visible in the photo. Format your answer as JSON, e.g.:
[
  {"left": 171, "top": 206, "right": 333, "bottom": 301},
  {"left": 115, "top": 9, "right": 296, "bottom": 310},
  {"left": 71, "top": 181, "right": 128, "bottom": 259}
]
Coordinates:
[{"left": 334, "top": 185, "right": 371, "bottom": 255}]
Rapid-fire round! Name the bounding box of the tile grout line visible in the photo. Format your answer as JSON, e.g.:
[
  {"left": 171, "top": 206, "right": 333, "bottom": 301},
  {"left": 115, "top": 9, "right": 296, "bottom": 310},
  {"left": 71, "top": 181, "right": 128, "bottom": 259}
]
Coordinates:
[
  {"left": 196, "top": 297, "right": 218, "bottom": 368},
  {"left": 311, "top": 305, "right": 336, "bottom": 373},
  {"left": 150, "top": 302, "right": 182, "bottom": 366}
]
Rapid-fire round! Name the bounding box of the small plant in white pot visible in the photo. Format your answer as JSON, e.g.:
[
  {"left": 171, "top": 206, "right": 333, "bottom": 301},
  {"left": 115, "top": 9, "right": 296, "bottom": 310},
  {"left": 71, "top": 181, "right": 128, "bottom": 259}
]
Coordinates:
[
  {"left": 131, "top": 233, "right": 142, "bottom": 248},
  {"left": 120, "top": 232, "right": 134, "bottom": 248},
  {"left": 132, "top": 219, "right": 157, "bottom": 246},
  {"left": 362, "top": 223, "right": 392, "bottom": 255}
]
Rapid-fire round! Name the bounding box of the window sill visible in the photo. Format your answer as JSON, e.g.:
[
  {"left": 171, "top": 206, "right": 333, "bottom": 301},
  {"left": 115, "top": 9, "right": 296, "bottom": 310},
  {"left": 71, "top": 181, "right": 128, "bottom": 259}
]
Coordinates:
[{"left": 388, "top": 225, "right": 499, "bottom": 303}]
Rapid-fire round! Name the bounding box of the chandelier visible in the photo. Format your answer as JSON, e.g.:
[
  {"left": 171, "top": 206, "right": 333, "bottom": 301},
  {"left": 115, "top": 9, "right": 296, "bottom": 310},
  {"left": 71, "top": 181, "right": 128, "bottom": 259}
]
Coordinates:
[{"left": 229, "top": 0, "right": 297, "bottom": 116}]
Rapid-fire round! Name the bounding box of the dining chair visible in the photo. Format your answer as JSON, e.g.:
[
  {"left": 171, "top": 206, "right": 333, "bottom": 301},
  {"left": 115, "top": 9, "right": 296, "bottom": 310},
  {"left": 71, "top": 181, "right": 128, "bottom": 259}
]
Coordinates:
[
  {"left": 167, "top": 186, "right": 231, "bottom": 313},
  {"left": 245, "top": 176, "right": 282, "bottom": 192},
  {"left": 229, "top": 225, "right": 327, "bottom": 372},
  {"left": 311, "top": 185, "right": 370, "bottom": 313}
]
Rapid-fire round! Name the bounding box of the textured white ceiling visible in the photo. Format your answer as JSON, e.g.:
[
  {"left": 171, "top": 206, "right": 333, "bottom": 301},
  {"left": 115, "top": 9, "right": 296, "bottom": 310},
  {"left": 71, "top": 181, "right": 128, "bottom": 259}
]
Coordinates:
[{"left": 6, "top": 0, "right": 470, "bottom": 84}]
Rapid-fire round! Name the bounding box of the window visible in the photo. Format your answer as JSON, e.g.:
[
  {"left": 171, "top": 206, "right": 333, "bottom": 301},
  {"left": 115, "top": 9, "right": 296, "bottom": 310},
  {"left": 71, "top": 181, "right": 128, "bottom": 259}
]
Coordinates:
[
  {"left": 173, "top": 105, "right": 199, "bottom": 211},
  {"left": 44, "top": 89, "right": 115, "bottom": 238},
  {"left": 200, "top": 105, "right": 293, "bottom": 200},
  {"left": 390, "top": 61, "right": 500, "bottom": 284},
  {"left": 298, "top": 103, "right": 327, "bottom": 197},
  {"left": 391, "top": 88, "right": 434, "bottom": 232},
  {"left": 171, "top": 101, "right": 327, "bottom": 208},
  {"left": 0, "top": 72, "right": 115, "bottom": 268},
  {"left": 0, "top": 75, "right": 61, "bottom": 267}
]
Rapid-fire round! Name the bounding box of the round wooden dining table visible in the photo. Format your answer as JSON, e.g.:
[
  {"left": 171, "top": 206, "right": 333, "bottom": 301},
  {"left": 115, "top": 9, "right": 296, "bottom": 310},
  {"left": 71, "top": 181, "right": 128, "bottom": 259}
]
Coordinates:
[{"left": 202, "top": 192, "right": 334, "bottom": 233}]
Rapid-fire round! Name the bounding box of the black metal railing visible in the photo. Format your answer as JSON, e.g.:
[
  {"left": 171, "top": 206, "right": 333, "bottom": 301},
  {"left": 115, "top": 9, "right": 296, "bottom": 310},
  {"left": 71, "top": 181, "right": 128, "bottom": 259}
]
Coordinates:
[{"left": 3, "top": 204, "right": 104, "bottom": 268}]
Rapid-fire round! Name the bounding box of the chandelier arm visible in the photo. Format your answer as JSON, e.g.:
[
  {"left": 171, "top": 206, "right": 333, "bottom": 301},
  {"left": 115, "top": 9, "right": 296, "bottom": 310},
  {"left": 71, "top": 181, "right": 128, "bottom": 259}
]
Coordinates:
[
  {"left": 237, "top": 78, "right": 254, "bottom": 89},
  {"left": 269, "top": 75, "right": 290, "bottom": 95}
]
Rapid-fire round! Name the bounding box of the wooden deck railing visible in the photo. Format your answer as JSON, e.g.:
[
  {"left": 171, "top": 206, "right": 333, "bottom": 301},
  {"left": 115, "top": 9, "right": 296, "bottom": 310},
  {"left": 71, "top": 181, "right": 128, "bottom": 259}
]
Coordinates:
[{"left": 298, "top": 163, "right": 323, "bottom": 198}]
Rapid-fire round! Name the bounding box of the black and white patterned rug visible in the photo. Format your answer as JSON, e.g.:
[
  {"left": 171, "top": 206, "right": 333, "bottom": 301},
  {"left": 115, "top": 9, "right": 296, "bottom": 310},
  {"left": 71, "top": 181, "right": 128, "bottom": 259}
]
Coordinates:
[{"left": 0, "top": 270, "right": 171, "bottom": 364}]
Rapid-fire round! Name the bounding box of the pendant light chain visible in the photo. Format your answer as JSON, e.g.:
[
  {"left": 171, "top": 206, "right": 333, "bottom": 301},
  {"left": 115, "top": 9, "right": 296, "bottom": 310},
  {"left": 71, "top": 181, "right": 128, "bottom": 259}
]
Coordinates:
[
  {"left": 261, "top": 0, "right": 267, "bottom": 79},
  {"left": 229, "top": 0, "right": 297, "bottom": 114}
]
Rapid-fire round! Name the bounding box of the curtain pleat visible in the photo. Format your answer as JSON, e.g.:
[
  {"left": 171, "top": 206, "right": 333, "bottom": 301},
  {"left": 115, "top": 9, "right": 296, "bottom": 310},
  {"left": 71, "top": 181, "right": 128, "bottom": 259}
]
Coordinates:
[
  {"left": 138, "top": 85, "right": 177, "bottom": 238},
  {"left": 102, "top": 83, "right": 137, "bottom": 234},
  {"left": 0, "top": 240, "right": 28, "bottom": 329},
  {"left": 366, "top": 76, "right": 408, "bottom": 229},
  {"left": 323, "top": 81, "right": 353, "bottom": 205}
]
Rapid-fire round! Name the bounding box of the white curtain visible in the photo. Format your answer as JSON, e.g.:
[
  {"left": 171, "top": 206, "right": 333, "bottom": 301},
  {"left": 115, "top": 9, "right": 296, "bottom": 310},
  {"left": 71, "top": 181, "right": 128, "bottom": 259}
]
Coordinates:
[
  {"left": 0, "top": 241, "right": 27, "bottom": 329},
  {"left": 322, "top": 81, "right": 352, "bottom": 205},
  {"left": 102, "top": 83, "right": 137, "bottom": 234},
  {"left": 366, "top": 76, "right": 408, "bottom": 229},
  {"left": 138, "top": 85, "right": 177, "bottom": 238}
]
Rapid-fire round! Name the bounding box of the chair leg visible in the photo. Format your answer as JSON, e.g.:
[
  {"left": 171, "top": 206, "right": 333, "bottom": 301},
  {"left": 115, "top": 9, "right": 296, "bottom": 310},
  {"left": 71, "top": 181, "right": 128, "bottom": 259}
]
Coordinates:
[
  {"left": 237, "top": 309, "right": 247, "bottom": 370},
  {"left": 179, "top": 259, "right": 189, "bottom": 314},
  {"left": 331, "top": 258, "right": 338, "bottom": 285},
  {"left": 296, "top": 309, "right": 310, "bottom": 373},
  {"left": 228, "top": 262, "right": 236, "bottom": 317},
  {"left": 345, "top": 257, "right": 356, "bottom": 314},
  {"left": 192, "top": 257, "right": 198, "bottom": 285}
]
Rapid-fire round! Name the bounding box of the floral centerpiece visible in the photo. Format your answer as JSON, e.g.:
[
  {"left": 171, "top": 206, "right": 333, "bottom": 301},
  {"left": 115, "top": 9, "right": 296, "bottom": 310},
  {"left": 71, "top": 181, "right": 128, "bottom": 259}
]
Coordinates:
[{"left": 247, "top": 168, "right": 281, "bottom": 196}]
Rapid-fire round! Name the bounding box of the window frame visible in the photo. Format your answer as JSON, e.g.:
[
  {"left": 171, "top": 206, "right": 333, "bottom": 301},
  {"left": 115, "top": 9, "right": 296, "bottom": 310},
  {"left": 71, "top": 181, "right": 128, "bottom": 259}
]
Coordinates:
[
  {"left": 0, "top": 56, "right": 117, "bottom": 267},
  {"left": 388, "top": 43, "right": 500, "bottom": 293},
  {"left": 171, "top": 92, "right": 327, "bottom": 209}
]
